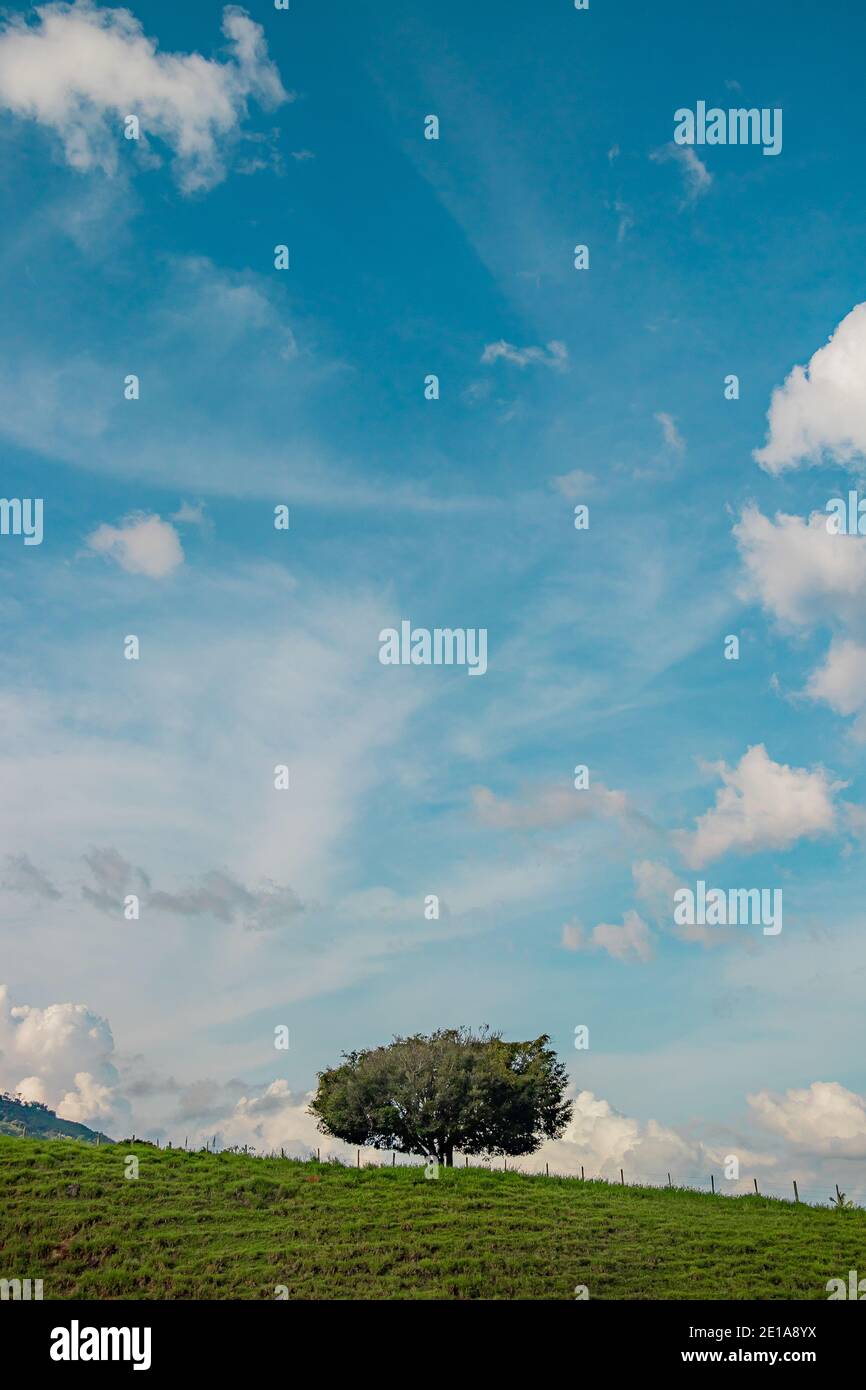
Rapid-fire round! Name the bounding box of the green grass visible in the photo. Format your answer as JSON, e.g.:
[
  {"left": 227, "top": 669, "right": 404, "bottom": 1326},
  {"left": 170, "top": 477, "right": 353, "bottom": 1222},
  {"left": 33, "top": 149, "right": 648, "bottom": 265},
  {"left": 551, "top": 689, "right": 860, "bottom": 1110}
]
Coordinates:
[{"left": 1, "top": 1136, "right": 865, "bottom": 1299}]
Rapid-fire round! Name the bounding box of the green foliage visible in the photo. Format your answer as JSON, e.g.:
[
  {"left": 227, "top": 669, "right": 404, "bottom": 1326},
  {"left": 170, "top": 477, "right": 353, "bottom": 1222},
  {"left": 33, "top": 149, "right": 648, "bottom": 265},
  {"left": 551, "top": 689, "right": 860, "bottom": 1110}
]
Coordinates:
[
  {"left": 830, "top": 1184, "right": 857, "bottom": 1211},
  {"left": 2, "top": 1136, "right": 864, "bottom": 1300},
  {"left": 308, "top": 1028, "right": 572, "bottom": 1164},
  {"left": 0, "top": 1094, "right": 112, "bottom": 1145}
]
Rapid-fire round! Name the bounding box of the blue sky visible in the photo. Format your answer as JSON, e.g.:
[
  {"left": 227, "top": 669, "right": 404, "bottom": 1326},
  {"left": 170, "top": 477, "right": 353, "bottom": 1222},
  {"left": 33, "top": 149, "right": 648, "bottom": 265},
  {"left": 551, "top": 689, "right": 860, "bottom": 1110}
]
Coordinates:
[{"left": 1, "top": 0, "right": 866, "bottom": 1196}]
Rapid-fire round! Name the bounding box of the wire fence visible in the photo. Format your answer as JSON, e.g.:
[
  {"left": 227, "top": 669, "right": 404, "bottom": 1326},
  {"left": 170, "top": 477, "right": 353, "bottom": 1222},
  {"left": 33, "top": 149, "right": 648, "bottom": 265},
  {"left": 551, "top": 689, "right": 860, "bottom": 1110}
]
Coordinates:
[{"left": 133, "top": 1135, "right": 866, "bottom": 1211}]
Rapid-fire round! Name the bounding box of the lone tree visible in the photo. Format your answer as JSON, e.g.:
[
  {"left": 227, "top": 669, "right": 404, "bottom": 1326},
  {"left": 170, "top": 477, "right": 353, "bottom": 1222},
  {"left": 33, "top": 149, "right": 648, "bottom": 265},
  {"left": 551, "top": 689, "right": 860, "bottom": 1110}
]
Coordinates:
[{"left": 309, "top": 1027, "right": 571, "bottom": 1167}]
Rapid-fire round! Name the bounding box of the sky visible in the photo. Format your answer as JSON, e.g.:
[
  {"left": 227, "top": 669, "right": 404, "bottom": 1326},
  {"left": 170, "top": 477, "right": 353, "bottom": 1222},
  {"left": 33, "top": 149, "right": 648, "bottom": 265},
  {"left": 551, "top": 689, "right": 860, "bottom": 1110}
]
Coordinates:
[{"left": 1, "top": 0, "right": 866, "bottom": 1202}]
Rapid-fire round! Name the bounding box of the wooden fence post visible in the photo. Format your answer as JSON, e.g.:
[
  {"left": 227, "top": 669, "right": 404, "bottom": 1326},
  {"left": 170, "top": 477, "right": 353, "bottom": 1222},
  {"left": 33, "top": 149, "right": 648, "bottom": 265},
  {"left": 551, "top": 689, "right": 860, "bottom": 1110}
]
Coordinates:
[
  {"left": 793, "top": 1179, "right": 799, "bottom": 1203},
  {"left": 753, "top": 1178, "right": 759, "bottom": 1195},
  {"left": 711, "top": 1174, "right": 715, "bottom": 1194},
  {"left": 545, "top": 1162, "right": 549, "bottom": 1177},
  {"left": 667, "top": 1173, "right": 672, "bottom": 1188},
  {"left": 581, "top": 1165, "right": 585, "bottom": 1181},
  {"left": 620, "top": 1168, "right": 624, "bottom": 1186}
]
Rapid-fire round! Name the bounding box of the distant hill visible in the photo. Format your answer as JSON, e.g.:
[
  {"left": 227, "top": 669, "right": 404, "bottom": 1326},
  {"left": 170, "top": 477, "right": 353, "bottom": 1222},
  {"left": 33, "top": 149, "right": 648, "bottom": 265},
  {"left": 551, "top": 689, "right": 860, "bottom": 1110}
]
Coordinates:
[{"left": 0, "top": 1092, "right": 113, "bottom": 1145}]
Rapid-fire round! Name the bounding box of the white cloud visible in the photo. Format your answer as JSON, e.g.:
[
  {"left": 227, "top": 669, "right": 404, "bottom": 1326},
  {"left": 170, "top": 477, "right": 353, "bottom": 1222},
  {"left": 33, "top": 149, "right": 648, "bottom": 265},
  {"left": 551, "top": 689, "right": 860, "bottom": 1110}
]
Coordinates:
[
  {"left": 0, "top": 583, "right": 431, "bottom": 1075},
  {"left": 613, "top": 197, "right": 634, "bottom": 244},
  {"left": 8, "top": 976, "right": 866, "bottom": 1194},
  {"left": 632, "top": 858, "right": 679, "bottom": 920},
  {"left": 480, "top": 339, "right": 568, "bottom": 371},
  {"left": 156, "top": 255, "right": 298, "bottom": 360},
  {"left": 806, "top": 640, "right": 866, "bottom": 737},
  {"left": 550, "top": 468, "right": 597, "bottom": 501},
  {"left": 561, "top": 919, "right": 585, "bottom": 950},
  {"left": 755, "top": 302, "right": 866, "bottom": 474},
  {"left": 748, "top": 1081, "right": 866, "bottom": 1158},
  {"left": 632, "top": 858, "right": 738, "bottom": 948},
  {"left": 171, "top": 500, "right": 209, "bottom": 528},
  {"left": 734, "top": 504, "right": 866, "bottom": 629},
  {"left": 211, "top": 1082, "right": 825, "bottom": 1194},
  {"left": 214, "top": 1081, "right": 360, "bottom": 1160},
  {"left": 650, "top": 143, "right": 712, "bottom": 203},
  {"left": 0, "top": 2, "right": 287, "bottom": 193},
  {"left": 531, "top": 1090, "right": 710, "bottom": 1180},
  {"left": 591, "top": 910, "right": 654, "bottom": 963},
  {"left": 673, "top": 744, "right": 840, "bottom": 868},
  {"left": 86, "top": 512, "right": 184, "bottom": 577},
  {"left": 473, "top": 780, "right": 629, "bottom": 831},
  {"left": 0, "top": 983, "right": 130, "bottom": 1134},
  {"left": 654, "top": 411, "right": 685, "bottom": 453},
  {"left": 562, "top": 910, "right": 654, "bottom": 964}
]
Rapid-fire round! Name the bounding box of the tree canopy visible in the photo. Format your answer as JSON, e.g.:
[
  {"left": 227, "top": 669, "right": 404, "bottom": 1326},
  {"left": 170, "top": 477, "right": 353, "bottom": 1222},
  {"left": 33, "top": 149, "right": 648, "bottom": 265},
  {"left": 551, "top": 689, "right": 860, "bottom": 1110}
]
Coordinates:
[{"left": 308, "top": 1027, "right": 571, "bottom": 1166}]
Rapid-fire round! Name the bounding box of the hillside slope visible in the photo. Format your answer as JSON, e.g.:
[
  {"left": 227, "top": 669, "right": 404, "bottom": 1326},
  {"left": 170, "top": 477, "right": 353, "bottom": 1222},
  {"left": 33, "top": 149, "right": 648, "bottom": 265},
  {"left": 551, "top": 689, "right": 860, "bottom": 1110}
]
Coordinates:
[
  {"left": 1, "top": 1137, "right": 864, "bottom": 1300},
  {"left": 0, "top": 1095, "right": 113, "bottom": 1145}
]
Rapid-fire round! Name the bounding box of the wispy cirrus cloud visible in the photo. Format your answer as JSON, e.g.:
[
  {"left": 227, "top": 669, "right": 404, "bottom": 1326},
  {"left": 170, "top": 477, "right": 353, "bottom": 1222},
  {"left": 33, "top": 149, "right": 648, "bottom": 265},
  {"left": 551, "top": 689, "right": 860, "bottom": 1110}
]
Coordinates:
[
  {"left": 480, "top": 339, "right": 568, "bottom": 371},
  {"left": 650, "top": 143, "right": 712, "bottom": 205}
]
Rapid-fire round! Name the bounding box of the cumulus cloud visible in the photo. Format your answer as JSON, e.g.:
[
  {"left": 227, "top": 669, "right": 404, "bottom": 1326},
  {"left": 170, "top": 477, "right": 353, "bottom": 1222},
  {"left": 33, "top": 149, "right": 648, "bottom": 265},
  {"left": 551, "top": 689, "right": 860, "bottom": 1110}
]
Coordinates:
[
  {"left": 738, "top": 484, "right": 866, "bottom": 733},
  {"left": 179, "top": 1080, "right": 702, "bottom": 1174},
  {"left": 480, "top": 339, "right": 568, "bottom": 371},
  {"left": 7, "top": 977, "right": 864, "bottom": 1192},
  {"left": 531, "top": 1090, "right": 712, "bottom": 1181},
  {"left": 734, "top": 505, "right": 866, "bottom": 630},
  {"left": 86, "top": 512, "right": 184, "bottom": 577},
  {"left": 754, "top": 302, "right": 866, "bottom": 474},
  {"left": 748, "top": 1082, "right": 866, "bottom": 1158},
  {"left": 473, "top": 780, "right": 630, "bottom": 831},
  {"left": 673, "top": 744, "right": 840, "bottom": 868},
  {"left": 0, "top": 2, "right": 287, "bottom": 193},
  {"left": 806, "top": 640, "right": 866, "bottom": 737},
  {"left": 210, "top": 1082, "right": 836, "bottom": 1194},
  {"left": 130, "top": 1073, "right": 357, "bottom": 1161},
  {"left": 0, "top": 983, "right": 130, "bottom": 1135},
  {"left": 213, "top": 1081, "right": 353, "bottom": 1158},
  {"left": 650, "top": 143, "right": 712, "bottom": 203},
  {"left": 561, "top": 909, "right": 654, "bottom": 963}
]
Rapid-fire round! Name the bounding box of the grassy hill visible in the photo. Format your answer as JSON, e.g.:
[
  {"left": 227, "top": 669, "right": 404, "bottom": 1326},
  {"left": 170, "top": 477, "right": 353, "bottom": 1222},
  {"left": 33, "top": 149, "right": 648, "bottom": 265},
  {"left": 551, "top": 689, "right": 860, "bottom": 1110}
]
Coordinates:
[
  {"left": 1, "top": 1136, "right": 865, "bottom": 1299},
  {"left": 0, "top": 1095, "right": 112, "bottom": 1146}
]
